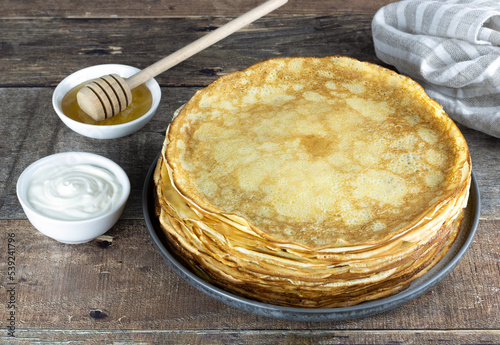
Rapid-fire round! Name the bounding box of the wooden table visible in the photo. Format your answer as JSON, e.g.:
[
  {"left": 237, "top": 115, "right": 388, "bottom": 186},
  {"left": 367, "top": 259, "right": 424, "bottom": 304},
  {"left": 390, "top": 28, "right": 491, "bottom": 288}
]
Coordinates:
[{"left": 2, "top": 0, "right": 499, "bottom": 343}]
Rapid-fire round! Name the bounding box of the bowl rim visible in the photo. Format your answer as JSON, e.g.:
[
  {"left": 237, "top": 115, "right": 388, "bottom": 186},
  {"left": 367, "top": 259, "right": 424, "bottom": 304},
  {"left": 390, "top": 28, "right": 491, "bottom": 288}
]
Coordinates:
[
  {"left": 52, "top": 63, "right": 161, "bottom": 130},
  {"left": 17, "top": 151, "right": 131, "bottom": 224}
]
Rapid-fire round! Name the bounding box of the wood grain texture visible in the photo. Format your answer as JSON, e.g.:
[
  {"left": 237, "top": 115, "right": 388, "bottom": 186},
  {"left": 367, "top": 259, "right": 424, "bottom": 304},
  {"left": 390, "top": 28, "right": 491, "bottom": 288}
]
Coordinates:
[
  {"left": 1, "top": 0, "right": 392, "bottom": 18},
  {"left": 0, "top": 219, "right": 498, "bottom": 331},
  {"left": 2, "top": 88, "right": 499, "bottom": 220},
  {"left": 1, "top": 0, "right": 499, "bottom": 343},
  {"left": 0, "top": 15, "right": 379, "bottom": 87},
  {"left": 4, "top": 329, "right": 500, "bottom": 345},
  {"left": 0, "top": 87, "right": 192, "bottom": 220}
]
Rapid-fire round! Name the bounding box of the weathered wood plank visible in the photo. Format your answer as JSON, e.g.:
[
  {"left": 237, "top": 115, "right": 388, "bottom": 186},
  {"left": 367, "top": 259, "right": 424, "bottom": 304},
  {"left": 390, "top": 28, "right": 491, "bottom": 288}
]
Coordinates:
[
  {"left": 0, "top": 86, "right": 194, "bottom": 220},
  {"left": 3, "top": 329, "right": 500, "bottom": 345},
  {"left": 0, "top": 219, "right": 497, "bottom": 330},
  {"left": 2, "top": 88, "right": 500, "bottom": 220},
  {"left": 0, "top": 0, "right": 392, "bottom": 18},
  {"left": 3, "top": 87, "right": 500, "bottom": 221},
  {"left": 2, "top": 0, "right": 498, "bottom": 343},
  {"left": 459, "top": 124, "right": 500, "bottom": 219},
  {"left": 0, "top": 15, "right": 380, "bottom": 87}
]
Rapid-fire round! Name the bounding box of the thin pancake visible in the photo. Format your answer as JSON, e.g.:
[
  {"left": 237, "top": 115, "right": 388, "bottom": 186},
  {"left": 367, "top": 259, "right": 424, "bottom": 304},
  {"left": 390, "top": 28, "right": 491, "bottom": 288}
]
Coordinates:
[
  {"left": 166, "top": 56, "right": 470, "bottom": 249},
  {"left": 155, "top": 56, "right": 472, "bottom": 308}
]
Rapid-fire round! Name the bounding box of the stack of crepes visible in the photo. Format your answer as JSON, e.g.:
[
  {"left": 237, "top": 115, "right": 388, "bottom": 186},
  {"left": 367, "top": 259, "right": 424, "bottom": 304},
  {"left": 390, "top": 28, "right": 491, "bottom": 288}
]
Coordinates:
[{"left": 153, "top": 56, "right": 471, "bottom": 308}]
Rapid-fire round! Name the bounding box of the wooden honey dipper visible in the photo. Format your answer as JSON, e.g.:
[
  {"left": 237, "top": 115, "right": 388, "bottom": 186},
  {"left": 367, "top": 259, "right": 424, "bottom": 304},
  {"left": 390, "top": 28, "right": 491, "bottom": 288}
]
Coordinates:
[{"left": 77, "top": 0, "right": 287, "bottom": 121}]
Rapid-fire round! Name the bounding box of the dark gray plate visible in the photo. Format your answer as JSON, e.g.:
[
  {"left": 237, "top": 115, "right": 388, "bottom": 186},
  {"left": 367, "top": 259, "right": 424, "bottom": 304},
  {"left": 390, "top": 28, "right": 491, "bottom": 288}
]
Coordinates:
[{"left": 142, "top": 154, "right": 480, "bottom": 321}]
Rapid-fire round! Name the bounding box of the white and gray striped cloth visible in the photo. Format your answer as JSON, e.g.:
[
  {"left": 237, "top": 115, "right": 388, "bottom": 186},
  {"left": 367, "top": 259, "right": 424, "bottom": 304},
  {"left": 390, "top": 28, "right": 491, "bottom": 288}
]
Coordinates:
[{"left": 372, "top": 0, "right": 500, "bottom": 138}]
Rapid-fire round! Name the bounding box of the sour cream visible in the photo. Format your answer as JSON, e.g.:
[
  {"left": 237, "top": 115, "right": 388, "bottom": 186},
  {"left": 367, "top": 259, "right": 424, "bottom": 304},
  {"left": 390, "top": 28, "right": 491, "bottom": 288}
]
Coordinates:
[{"left": 27, "top": 164, "right": 123, "bottom": 220}]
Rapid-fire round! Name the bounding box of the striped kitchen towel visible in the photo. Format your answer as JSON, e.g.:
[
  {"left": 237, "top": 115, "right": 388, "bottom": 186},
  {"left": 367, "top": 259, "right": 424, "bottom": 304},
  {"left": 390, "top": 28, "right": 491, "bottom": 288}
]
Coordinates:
[{"left": 372, "top": 0, "right": 500, "bottom": 138}]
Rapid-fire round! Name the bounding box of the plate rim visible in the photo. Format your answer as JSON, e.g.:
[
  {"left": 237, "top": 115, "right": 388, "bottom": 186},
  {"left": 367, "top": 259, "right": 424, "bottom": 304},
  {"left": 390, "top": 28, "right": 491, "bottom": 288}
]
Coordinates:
[{"left": 142, "top": 153, "right": 481, "bottom": 321}]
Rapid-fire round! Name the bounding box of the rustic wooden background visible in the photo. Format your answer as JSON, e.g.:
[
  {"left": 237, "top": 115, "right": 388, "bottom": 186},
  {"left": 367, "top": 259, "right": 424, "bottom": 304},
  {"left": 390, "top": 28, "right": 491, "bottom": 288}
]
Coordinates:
[{"left": 1, "top": 0, "right": 499, "bottom": 343}]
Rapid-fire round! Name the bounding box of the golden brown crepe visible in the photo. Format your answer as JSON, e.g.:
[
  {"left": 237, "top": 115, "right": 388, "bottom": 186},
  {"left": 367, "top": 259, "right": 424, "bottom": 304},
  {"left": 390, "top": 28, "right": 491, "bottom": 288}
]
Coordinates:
[{"left": 154, "top": 56, "right": 471, "bottom": 308}]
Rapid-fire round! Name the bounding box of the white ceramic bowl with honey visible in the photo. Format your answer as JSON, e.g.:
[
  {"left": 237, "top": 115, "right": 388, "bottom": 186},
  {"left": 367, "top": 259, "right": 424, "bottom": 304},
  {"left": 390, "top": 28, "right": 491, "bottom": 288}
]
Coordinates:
[
  {"left": 16, "top": 152, "right": 131, "bottom": 244},
  {"left": 53, "top": 64, "right": 161, "bottom": 139}
]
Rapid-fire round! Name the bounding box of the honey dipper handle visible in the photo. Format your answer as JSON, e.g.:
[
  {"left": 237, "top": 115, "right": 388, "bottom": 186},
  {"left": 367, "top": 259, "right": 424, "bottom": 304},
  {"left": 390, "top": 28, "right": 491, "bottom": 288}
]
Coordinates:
[{"left": 126, "top": 0, "right": 288, "bottom": 90}]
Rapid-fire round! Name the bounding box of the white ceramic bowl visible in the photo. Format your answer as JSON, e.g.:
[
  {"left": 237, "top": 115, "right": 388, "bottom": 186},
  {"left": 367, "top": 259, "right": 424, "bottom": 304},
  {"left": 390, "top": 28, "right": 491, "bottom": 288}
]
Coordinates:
[
  {"left": 17, "top": 152, "right": 131, "bottom": 244},
  {"left": 52, "top": 64, "right": 161, "bottom": 139}
]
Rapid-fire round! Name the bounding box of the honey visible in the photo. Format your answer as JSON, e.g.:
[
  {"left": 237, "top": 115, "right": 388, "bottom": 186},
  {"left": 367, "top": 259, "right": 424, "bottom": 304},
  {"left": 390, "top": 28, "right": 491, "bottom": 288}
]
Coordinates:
[{"left": 62, "top": 81, "right": 153, "bottom": 125}]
